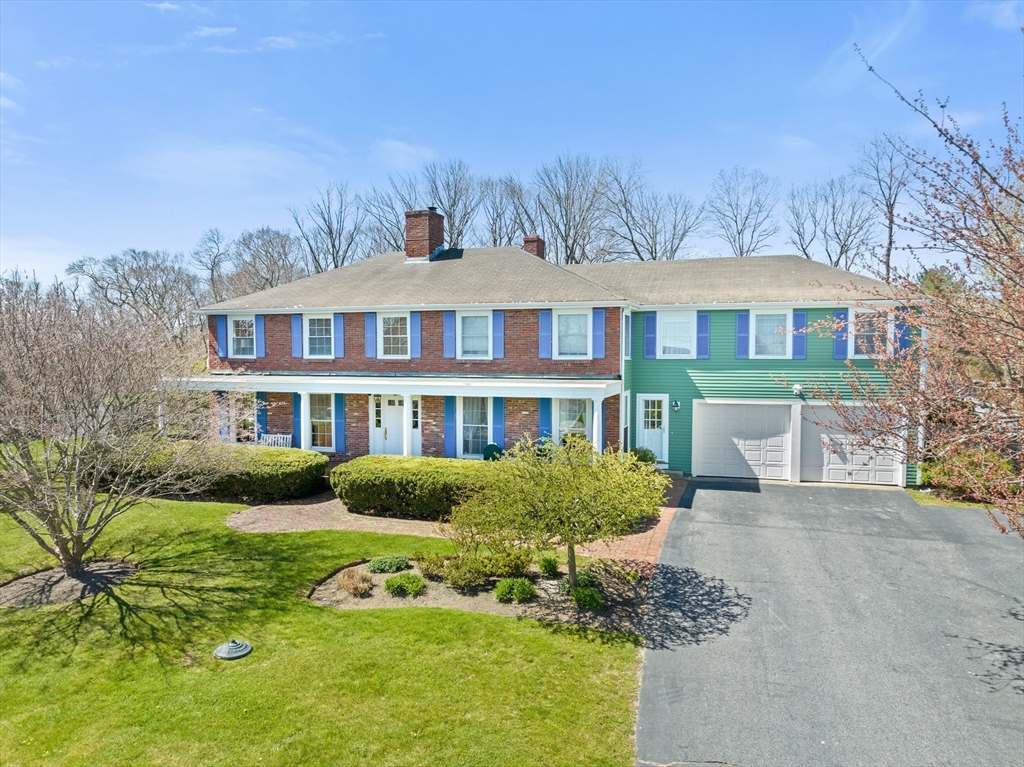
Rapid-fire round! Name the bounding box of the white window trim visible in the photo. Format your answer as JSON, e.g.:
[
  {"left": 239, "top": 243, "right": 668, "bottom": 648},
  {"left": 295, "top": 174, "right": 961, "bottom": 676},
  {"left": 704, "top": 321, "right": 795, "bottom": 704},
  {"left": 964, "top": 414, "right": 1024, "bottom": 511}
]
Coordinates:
[
  {"left": 552, "top": 309, "right": 593, "bottom": 360},
  {"left": 656, "top": 309, "right": 697, "bottom": 360},
  {"left": 377, "top": 311, "right": 411, "bottom": 360},
  {"left": 553, "top": 397, "right": 593, "bottom": 442},
  {"left": 303, "top": 313, "right": 334, "bottom": 359},
  {"left": 228, "top": 314, "right": 257, "bottom": 359},
  {"left": 750, "top": 308, "right": 793, "bottom": 360},
  {"left": 456, "top": 310, "right": 493, "bottom": 361},
  {"left": 849, "top": 308, "right": 893, "bottom": 359},
  {"left": 456, "top": 396, "right": 492, "bottom": 459},
  {"left": 623, "top": 311, "right": 632, "bottom": 361},
  {"left": 308, "top": 393, "right": 334, "bottom": 453}
]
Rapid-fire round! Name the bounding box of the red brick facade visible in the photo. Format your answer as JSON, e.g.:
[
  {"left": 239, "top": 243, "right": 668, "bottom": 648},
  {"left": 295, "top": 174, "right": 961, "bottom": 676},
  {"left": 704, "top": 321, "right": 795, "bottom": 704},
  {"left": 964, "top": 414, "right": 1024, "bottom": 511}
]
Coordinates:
[
  {"left": 505, "top": 397, "right": 540, "bottom": 448},
  {"left": 421, "top": 395, "right": 445, "bottom": 458},
  {"left": 208, "top": 308, "right": 621, "bottom": 377}
]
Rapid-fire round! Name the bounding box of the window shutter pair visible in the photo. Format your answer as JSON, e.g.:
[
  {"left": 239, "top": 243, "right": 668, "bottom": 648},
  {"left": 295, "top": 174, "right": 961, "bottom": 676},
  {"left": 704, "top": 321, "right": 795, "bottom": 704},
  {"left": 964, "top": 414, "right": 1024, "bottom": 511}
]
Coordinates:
[
  {"left": 364, "top": 312, "right": 421, "bottom": 358},
  {"left": 215, "top": 315, "right": 267, "bottom": 358},
  {"left": 443, "top": 311, "right": 505, "bottom": 359},
  {"left": 735, "top": 310, "right": 808, "bottom": 359},
  {"left": 643, "top": 311, "right": 711, "bottom": 359}
]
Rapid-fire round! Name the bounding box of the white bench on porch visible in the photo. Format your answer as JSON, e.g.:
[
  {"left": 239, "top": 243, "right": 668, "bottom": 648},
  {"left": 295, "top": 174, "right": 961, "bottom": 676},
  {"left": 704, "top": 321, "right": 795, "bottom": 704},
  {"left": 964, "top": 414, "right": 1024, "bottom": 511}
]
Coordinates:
[{"left": 257, "top": 433, "right": 293, "bottom": 448}]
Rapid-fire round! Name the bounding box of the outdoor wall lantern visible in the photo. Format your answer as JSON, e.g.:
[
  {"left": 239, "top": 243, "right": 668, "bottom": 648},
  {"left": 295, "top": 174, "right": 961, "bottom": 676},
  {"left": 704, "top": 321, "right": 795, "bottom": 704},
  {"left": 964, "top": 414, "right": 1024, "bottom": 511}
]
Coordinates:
[
  {"left": 671, "top": 401, "right": 681, "bottom": 412},
  {"left": 792, "top": 384, "right": 804, "bottom": 396}
]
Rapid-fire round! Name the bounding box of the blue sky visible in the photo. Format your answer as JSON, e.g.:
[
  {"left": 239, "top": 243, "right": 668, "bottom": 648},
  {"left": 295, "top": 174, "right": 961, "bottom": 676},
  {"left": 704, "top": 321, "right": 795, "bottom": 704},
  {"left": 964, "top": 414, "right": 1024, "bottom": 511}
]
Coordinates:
[{"left": 1, "top": 0, "right": 1021, "bottom": 281}]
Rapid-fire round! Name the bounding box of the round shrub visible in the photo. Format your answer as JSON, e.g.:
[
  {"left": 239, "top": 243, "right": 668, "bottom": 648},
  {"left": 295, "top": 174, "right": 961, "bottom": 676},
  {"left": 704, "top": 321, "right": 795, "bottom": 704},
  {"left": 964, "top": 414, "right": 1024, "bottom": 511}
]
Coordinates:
[
  {"left": 571, "top": 587, "right": 604, "bottom": 611},
  {"left": 575, "top": 569, "right": 600, "bottom": 590},
  {"left": 413, "top": 552, "right": 450, "bottom": 580},
  {"left": 494, "top": 577, "right": 536, "bottom": 604},
  {"left": 366, "top": 554, "right": 410, "bottom": 573},
  {"left": 330, "top": 455, "right": 493, "bottom": 520},
  {"left": 538, "top": 556, "right": 560, "bottom": 578},
  {"left": 442, "top": 556, "right": 490, "bottom": 590},
  {"left": 384, "top": 572, "right": 425, "bottom": 597},
  {"left": 629, "top": 446, "right": 658, "bottom": 466},
  {"left": 920, "top": 448, "right": 1019, "bottom": 501},
  {"left": 484, "top": 549, "right": 533, "bottom": 578}
]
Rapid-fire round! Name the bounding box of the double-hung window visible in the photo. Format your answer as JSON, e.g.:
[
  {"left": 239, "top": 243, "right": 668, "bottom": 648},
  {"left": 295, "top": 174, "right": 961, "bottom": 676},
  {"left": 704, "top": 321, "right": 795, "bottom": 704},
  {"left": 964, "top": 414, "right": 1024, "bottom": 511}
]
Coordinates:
[
  {"left": 554, "top": 310, "right": 590, "bottom": 359},
  {"left": 458, "top": 312, "right": 491, "bottom": 359},
  {"left": 851, "top": 309, "right": 886, "bottom": 358},
  {"left": 309, "top": 393, "right": 333, "bottom": 451},
  {"left": 305, "top": 316, "right": 333, "bottom": 358},
  {"left": 460, "top": 396, "right": 490, "bottom": 458},
  {"left": 379, "top": 313, "right": 410, "bottom": 358},
  {"left": 750, "top": 310, "right": 791, "bottom": 359},
  {"left": 657, "top": 310, "right": 696, "bottom": 358},
  {"left": 556, "top": 398, "right": 590, "bottom": 442},
  {"left": 230, "top": 317, "right": 255, "bottom": 358}
]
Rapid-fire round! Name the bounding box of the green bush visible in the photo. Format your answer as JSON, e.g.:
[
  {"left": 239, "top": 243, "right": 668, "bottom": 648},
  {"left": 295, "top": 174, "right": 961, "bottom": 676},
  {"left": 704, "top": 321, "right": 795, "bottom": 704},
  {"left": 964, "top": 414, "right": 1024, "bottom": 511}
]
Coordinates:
[
  {"left": 538, "top": 556, "right": 560, "bottom": 578},
  {"left": 571, "top": 587, "right": 604, "bottom": 611},
  {"left": 366, "top": 554, "right": 410, "bottom": 573},
  {"left": 920, "top": 448, "right": 1019, "bottom": 501},
  {"left": 575, "top": 569, "right": 600, "bottom": 590},
  {"left": 442, "top": 556, "right": 490, "bottom": 590},
  {"left": 629, "top": 446, "right": 658, "bottom": 465},
  {"left": 484, "top": 549, "right": 532, "bottom": 578},
  {"left": 330, "top": 455, "right": 493, "bottom": 520},
  {"left": 558, "top": 578, "right": 572, "bottom": 596},
  {"left": 384, "top": 572, "right": 426, "bottom": 597},
  {"left": 494, "top": 578, "right": 536, "bottom": 604},
  {"left": 413, "top": 551, "right": 450, "bottom": 580}
]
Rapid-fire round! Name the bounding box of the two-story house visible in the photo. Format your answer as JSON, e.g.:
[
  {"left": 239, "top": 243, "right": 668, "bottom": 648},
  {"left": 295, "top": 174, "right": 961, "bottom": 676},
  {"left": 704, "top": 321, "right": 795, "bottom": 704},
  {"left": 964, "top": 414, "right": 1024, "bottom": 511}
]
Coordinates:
[{"left": 192, "top": 207, "right": 910, "bottom": 486}]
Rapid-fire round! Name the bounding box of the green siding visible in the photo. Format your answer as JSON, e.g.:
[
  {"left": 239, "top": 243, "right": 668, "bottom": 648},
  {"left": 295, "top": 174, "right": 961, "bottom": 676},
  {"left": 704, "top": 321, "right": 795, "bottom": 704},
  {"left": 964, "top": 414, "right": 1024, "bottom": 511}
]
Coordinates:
[{"left": 625, "top": 309, "right": 887, "bottom": 472}]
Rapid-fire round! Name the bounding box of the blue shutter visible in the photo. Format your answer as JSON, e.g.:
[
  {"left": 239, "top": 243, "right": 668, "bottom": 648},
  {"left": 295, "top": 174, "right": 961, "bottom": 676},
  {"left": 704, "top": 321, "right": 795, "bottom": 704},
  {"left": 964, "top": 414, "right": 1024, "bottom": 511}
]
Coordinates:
[
  {"left": 592, "top": 308, "right": 605, "bottom": 359},
  {"left": 696, "top": 312, "right": 710, "bottom": 359},
  {"left": 624, "top": 313, "right": 632, "bottom": 358},
  {"left": 364, "top": 313, "right": 376, "bottom": 358},
  {"left": 443, "top": 312, "right": 456, "bottom": 358},
  {"left": 894, "top": 313, "right": 910, "bottom": 355},
  {"left": 735, "top": 312, "right": 750, "bottom": 359},
  {"left": 643, "top": 313, "right": 656, "bottom": 359},
  {"left": 291, "top": 315, "right": 302, "bottom": 358},
  {"left": 492, "top": 311, "right": 504, "bottom": 359},
  {"left": 538, "top": 309, "right": 552, "bottom": 359},
  {"left": 215, "top": 316, "right": 227, "bottom": 358},
  {"left": 292, "top": 393, "right": 301, "bottom": 449},
  {"left": 255, "top": 392, "right": 268, "bottom": 439},
  {"left": 334, "top": 393, "right": 346, "bottom": 453},
  {"left": 833, "top": 310, "right": 849, "bottom": 359},
  {"left": 333, "top": 313, "right": 345, "bottom": 358},
  {"left": 443, "top": 396, "right": 457, "bottom": 458},
  {"left": 793, "top": 311, "right": 807, "bottom": 360},
  {"left": 410, "top": 312, "right": 422, "bottom": 358},
  {"left": 492, "top": 397, "right": 505, "bottom": 450},
  {"left": 255, "top": 315, "right": 266, "bottom": 358},
  {"left": 538, "top": 398, "right": 552, "bottom": 439}
]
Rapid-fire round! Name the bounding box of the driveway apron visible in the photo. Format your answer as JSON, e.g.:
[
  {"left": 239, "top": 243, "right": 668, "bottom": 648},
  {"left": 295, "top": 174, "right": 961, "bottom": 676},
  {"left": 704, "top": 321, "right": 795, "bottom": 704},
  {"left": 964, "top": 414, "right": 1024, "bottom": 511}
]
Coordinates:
[{"left": 636, "top": 479, "right": 1024, "bottom": 767}]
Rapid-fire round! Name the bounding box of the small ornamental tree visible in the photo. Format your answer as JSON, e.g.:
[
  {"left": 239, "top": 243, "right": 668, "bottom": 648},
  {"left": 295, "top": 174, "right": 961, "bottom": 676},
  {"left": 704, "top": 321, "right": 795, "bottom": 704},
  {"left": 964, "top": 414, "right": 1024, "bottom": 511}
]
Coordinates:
[{"left": 453, "top": 436, "right": 669, "bottom": 588}]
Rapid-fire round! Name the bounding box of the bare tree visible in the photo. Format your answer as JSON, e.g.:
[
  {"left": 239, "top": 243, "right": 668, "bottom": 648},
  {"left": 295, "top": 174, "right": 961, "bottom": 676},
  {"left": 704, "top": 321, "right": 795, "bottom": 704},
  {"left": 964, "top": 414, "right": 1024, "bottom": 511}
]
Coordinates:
[
  {"left": 290, "top": 183, "right": 366, "bottom": 273},
  {"left": 706, "top": 166, "right": 780, "bottom": 257},
  {"left": 785, "top": 175, "right": 877, "bottom": 270},
  {"left": 359, "top": 174, "right": 421, "bottom": 254},
  {"left": 0, "top": 274, "right": 224, "bottom": 576},
  {"left": 856, "top": 134, "right": 912, "bottom": 281},
  {"left": 532, "top": 154, "right": 609, "bottom": 264},
  {"left": 226, "top": 227, "right": 306, "bottom": 296},
  {"left": 603, "top": 159, "right": 704, "bottom": 260},
  {"left": 67, "top": 249, "right": 204, "bottom": 348},
  {"left": 479, "top": 177, "right": 520, "bottom": 247},
  {"left": 423, "top": 159, "right": 484, "bottom": 248},
  {"left": 191, "top": 228, "right": 231, "bottom": 303}
]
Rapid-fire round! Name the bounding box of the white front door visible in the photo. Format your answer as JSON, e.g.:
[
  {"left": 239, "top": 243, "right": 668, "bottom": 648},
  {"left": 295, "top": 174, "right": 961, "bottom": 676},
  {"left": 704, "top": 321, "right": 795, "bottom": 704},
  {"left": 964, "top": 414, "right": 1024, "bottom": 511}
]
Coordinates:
[
  {"left": 800, "top": 406, "right": 900, "bottom": 485},
  {"left": 695, "top": 403, "right": 791, "bottom": 480},
  {"left": 638, "top": 395, "right": 668, "bottom": 463},
  {"left": 369, "top": 395, "right": 422, "bottom": 456},
  {"left": 382, "top": 396, "right": 404, "bottom": 455}
]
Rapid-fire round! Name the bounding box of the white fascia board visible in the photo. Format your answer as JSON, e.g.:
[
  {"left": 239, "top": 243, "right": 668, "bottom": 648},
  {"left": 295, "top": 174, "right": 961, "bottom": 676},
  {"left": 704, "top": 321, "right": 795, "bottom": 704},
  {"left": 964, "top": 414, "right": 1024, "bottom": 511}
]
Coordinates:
[
  {"left": 185, "top": 374, "right": 622, "bottom": 400},
  {"left": 630, "top": 299, "right": 900, "bottom": 311},
  {"left": 195, "top": 300, "right": 628, "bottom": 317}
]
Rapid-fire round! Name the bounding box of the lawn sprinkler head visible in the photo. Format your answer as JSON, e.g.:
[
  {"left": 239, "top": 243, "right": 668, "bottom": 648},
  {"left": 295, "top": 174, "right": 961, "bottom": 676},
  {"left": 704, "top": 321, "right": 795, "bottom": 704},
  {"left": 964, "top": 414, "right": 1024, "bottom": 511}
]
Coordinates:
[{"left": 214, "top": 639, "right": 252, "bottom": 660}]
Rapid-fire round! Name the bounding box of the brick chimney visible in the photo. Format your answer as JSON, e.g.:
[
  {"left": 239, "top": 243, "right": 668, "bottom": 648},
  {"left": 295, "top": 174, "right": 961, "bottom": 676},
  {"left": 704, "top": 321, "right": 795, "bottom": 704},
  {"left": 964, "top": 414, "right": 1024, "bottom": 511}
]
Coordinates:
[
  {"left": 523, "top": 236, "right": 546, "bottom": 260},
  {"left": 405, "top": 207, "right": 445, "bottom": 259}
]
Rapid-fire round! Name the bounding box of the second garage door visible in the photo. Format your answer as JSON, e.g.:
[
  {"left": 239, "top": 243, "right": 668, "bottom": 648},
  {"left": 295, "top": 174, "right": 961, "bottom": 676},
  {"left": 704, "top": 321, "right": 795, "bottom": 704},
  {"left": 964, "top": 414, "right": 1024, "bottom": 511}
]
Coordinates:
[
  {"left": 800, "top": 406, "right": 901, "bottom": 485},
  {"left": 694, "top": 403, "right": 792, "bottom": 480}
]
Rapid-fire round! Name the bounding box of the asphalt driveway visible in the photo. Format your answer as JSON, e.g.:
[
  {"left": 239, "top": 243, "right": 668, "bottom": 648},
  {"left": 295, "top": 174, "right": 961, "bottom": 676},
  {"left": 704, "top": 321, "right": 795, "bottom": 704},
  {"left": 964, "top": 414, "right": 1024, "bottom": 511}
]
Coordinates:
[{"left": 636, "top": 480, "right": 1024, "bottom": 767}]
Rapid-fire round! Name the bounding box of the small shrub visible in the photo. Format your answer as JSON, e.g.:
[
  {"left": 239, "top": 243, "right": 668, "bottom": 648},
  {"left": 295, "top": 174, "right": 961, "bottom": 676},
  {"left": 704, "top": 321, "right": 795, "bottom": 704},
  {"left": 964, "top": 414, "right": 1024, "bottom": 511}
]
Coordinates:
[
  {"left": 571, "top": 587, "right": 604, "bottom": 611},
  {"left": 366, "top": 554, "right": 410, "bottom": 573},
  {"left": 538, "top": 556, "right": 560, "bottom": 578},
  {"left": 494, "top": 577, "right": 536, "bottom": 604},
  {"left": 384, "top": 572, "right": 425, "bottom": 597},
  {"left": 442, "top": 556, "right": 490, "bottom": 590},
  {"left": 629, "top": 446, "right": 658, "bottom": 465},
  {"left": 337, "top": 567, "right": 373, "bottom": 596},
  {"left": 413, "top": 551, "right": 450, "bottom": 580},
  {"left": 558, "top": 578, "right": 572, "bottom": 596},
  {"left": 575, "top": 569, "right": 600, "bottom": 589},
  {"left": 484, "top": 549, "right": 533, "bottom": 578},
  {"left": 920, "top": 448, "right": 1019, "bottom": 501}
]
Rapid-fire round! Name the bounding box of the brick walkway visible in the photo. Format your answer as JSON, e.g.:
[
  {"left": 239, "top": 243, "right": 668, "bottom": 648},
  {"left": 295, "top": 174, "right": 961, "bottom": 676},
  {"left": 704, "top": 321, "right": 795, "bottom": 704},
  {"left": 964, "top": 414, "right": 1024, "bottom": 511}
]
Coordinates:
[{"left": 580, "top": 476, "right": 686, "bottom": 565}]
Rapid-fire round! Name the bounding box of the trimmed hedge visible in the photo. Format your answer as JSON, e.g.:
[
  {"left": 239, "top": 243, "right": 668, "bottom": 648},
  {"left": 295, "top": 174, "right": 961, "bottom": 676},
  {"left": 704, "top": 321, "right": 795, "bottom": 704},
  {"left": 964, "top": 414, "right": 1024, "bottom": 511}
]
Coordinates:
[{"left": 330, "top": 455, "right": 493, "bottom": 520}]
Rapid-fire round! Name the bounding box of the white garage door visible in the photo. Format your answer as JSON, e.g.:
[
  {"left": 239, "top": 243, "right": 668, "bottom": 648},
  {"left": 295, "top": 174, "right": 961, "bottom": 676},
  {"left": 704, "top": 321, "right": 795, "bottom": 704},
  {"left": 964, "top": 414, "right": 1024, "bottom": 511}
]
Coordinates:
[
  {"left": 800, "top": 407, "right": 899, "bottom": 486},
  {"left": 695, "top": 403, "right": 791, "bottom": 480}
]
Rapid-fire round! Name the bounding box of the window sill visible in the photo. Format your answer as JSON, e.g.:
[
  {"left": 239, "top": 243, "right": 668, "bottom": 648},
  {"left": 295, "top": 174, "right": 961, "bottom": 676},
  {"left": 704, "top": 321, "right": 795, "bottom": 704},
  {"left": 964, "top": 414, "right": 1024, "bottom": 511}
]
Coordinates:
[
  {"left": 553, "top": 355, "right": 593, "bottom": 361},
  {"left": 656, "top": 354, "right": 696, "bottom": 360},
  {"left": 750, "top": 355, "right": 791, "bottom": 360},
  {"left": 456, "top": 355, "right": 493, "bottom": 361},
  {"left": 379, "top": 355, "right": 411, "bottom": 361},
  {"left": 304, "top": 355, "right": 334, "bottom": 360},
  {"left": 227, "top": 355, "right": 257, "bottom": 360}
]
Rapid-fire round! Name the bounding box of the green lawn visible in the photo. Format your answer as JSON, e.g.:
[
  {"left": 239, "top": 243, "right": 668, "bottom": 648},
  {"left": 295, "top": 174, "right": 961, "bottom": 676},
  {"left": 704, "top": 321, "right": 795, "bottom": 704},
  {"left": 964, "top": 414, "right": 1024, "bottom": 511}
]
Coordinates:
[
  {"left": 0, "top": 500, "right": 640, "bottom": 767},
  {"left": 906, "top": 488, "right": 988, "bottom": 509}
]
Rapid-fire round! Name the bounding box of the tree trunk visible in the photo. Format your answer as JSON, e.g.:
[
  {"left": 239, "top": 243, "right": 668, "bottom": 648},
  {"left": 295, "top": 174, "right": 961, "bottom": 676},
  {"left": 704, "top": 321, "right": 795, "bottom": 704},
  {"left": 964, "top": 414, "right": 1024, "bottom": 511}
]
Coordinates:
[{"left": 566, "top": 544, "right": 578, "bottom": 589}]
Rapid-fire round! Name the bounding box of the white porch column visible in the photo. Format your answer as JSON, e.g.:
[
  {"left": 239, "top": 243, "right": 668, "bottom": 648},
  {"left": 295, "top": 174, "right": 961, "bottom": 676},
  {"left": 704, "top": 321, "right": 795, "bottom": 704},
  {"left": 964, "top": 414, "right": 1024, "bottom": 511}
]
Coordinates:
[
  {"left": 299, "top": 391, "right": 312, "bottom": 451},
  {"left": 402, "top": 395, "right": 413, "bottom": 456},
  {"left": 591, "top": 397, "right": 603, "bottom": 453}
]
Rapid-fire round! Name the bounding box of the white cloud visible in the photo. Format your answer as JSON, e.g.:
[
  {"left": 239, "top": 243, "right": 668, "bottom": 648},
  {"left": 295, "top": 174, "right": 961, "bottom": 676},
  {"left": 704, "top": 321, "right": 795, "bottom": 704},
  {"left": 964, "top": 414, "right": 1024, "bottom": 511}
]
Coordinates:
[
  {"left": 370, "top": 139, "right": 436, "bottom": 170},
  {"left": 779, "top": 134, "right": 815, "bottom": 152},
  {"left": 965, "top": 1, "right": 1023, "bottom": 30},
  {"left": 261, "top": 36, "right": 297, "bottom": 50},
  {"left": 0, "top": 72, "right": 23, "bottom": 88},
  {"left": 35, "top": 56, "right": 74, "bottom": 70},
  {"left": 192, "top": 26, "right": 237, "bottom": 38},
  {"left": 0, "top": 96, "right": 24, "bottom": 114},
  {"left": 145, "top": 2, "right": 182, "bottom": 10},
  {"left": 364, "top": 32, "right": 387, "bottom": 40}
]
